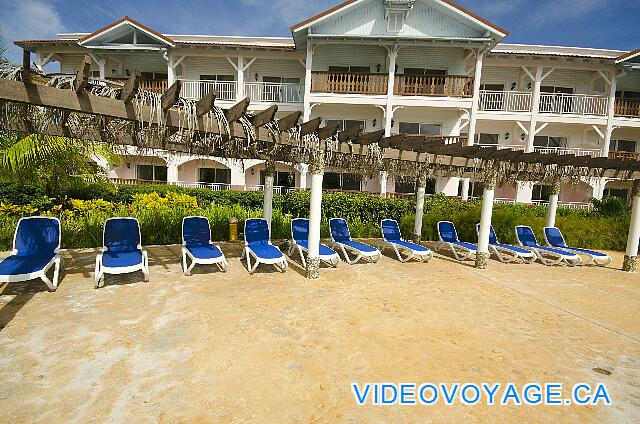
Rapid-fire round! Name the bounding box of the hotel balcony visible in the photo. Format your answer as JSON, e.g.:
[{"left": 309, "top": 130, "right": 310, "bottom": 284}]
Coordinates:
[
  {"left": 481, "top": 144, "right": 601, "bottom": 157},
  {"left": 615, "top": 98, "right": 640, "bottom": 118},
  {"left": 479, "top": 90, "right": 609, "bottom": 116},
  {"left": 181, "top": 80, "right": 237, "bottom": 101},
  {"left": 245, "top": 82, "right": 303, "bottom": 103},
  {"left": 310, "top": 71, "right": 473, "bottom": 97},
  {"left": 138, "top": 79, "right": 169, "bottom": 94},
  {"left": 608, "top": 151, "right": 640, "bottom": 160}
]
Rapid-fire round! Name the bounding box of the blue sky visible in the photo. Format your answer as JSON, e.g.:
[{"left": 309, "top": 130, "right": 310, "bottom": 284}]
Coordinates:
[{"left": 1, "top": 0, "right": 639, "bottom": 63}]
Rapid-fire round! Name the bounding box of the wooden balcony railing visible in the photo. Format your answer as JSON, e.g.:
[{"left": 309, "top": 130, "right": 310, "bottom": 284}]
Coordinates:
[
  {"left": 608, "top": 151, "right": 640, "bottom": 160},
  {"left": 139, "top": 79, "right": 168, "bottom": 94},
  {"left": 310, "top": 72, "right": 388, "bottom": 95},
  {"left": 615, "top": 98, "right": 640, "bottom": 118},
  {"left": 394, "top": 75, "right": 473, "bottom": 97}
]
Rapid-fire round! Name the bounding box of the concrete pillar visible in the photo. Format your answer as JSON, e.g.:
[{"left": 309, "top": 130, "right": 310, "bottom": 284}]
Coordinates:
[
  {"left": 263, "top": 159, "right": 275, "bottom": 228},
  {"left": 384, "top": 48, "right": 398, "bottom": 137},
  {"left": 413, "top": 175, "right": 427, "bottom": 243},
  {"left": 516, "top": 182, "right": 534, "bottom": 204},
  {"left": 303, "top": 44, "right": 314, "bottom": 121},
  {"left": 603, "top": 71, "right": 617, "bottom": 158},
  {"left": 306, "top": 152, "right": 324, "bottom": 279},
  {"left": 167, "top": 160, "right": 179, "bottom": 185},
  {"left": 460, "top": 178, "right": 470, "bottom": 201},
  {"left": 467, "top": 49, "right": 484, "bottom": 146},
  {"left": 526, "top": 65, "right": 544, "bottom": 153},
  {"left": 297, "top": 164, "right": 309, "bottom": 189},
  {"left": 236, "top": 56, "right": 245, "bottom": 100},
  {"left": 379, "top": 171, "right": 388, "bottom": 198},
  {"left": 623, "top": 179, "right": 640, "bottom": 272},
  {"left": 545, "top": 180, "right": 561, "bottom": 228},
  {"left": 167, "top": 55, "right": 174, "bottom": 86},
  {"left": 475, "top": 171, "right": 496, "bottom": 269}
]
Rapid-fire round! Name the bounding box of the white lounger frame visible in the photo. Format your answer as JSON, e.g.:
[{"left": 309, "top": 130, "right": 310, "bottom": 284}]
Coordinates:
[
  {"left": 543, "top": 227, "right": 612, "bottom": 267},
  {"left": 433, "top": 220, "right": 476, "bottom": 261},
  {"left": 242, "top": 220, "right": 288, "bottom": 274},
  {"left": 181, "top": 217, "right": 228, "bottom": 275},
  {"left": 474, "top": 224, "right": 535, "bottom": 264},
  {"left": 515, "top": 226, "right": 580, "bottom": 267},
  {"left": 289, "top": 220, "right": 339, "bottom": 268},
  {"left": 329, "top": 218, "right": 381, "bottom": 265},
  {"left": 95, "top": 217, "right": 149, "bottom": 288},
  {"left": 380, "top": 219, "right": 432, "bottom": 263},
  {"left": 0, "top": 217, "right": 62, "bottom": 291}
]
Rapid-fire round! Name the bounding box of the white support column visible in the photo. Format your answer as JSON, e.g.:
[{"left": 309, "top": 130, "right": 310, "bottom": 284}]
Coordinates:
[
  {"left": 167, "top": 55, "right": 175, "bottom": 86},
  {"left": 237, "top": 56, "right": 245, "bottom": 100},
  {"left": 467, "top": 49, "right": 484, "bottom": 146},
  {"left": 603, "top": 70, "right": 617, "bottom": 158},
  {"left": 379, "top": 171, "right": 388, "bottom": 198},
  {"left": 263, "top": 159, "right": 275, "bottom": 228},
  {"left": 167, "top": 161, "right": 179, "bottom": 185},
  {"left": 460, "top": 179, "right": 470, "bottom": 201},
  {"left": 384, "top": 47, "right": 398, "bottom": 137},
  {"left": 545, "top": 180, "right": 561, "bottom": 228},
  {"left": 516, "top": 182, "right": 534, "bottom": 204},
  {"left": 306, "top": 152, "right": 324, "bottom": 279},
  {"left": 297, "top": 164, "right": 309, "bottom": 189},
  {"left": 413, "top": 175, "right": 427, "bottom": 242},
  {"left": 526, "top": 65, "right": 544, "bottom": 153},
  {"left": 303, "top": 44, "right": 314, "bottom": 121},
  {"left": 623, "top": 180, "right": 640, "bottom": 272},
  {"left": 475, "top": 172, "right": 496, "bottom": 269}
]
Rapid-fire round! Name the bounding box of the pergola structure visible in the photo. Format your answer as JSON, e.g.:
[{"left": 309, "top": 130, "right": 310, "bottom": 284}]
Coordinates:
[{"left": 2, "top": 52, "right": 640, "bottom": 277}]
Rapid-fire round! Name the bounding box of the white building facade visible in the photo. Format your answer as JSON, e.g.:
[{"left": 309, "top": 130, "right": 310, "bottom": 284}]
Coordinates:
[{"left": 16, "top": 0, "right": 640, "bottom": 206}]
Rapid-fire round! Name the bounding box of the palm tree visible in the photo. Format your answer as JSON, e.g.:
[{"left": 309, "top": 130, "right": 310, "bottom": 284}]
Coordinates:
[{"left": 0, "top": 132, "right": 121, "bottom": 196}]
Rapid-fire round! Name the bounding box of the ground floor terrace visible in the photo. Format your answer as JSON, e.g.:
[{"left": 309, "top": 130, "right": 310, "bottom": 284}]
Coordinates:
[{"left": 0, "top": 245, "right": 638, "bottom": 422}]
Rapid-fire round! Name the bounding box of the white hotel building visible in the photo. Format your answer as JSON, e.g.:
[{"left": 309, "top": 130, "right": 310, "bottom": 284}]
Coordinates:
[{"left": 15, "top": 0, "right": 640, "bottom": 207}]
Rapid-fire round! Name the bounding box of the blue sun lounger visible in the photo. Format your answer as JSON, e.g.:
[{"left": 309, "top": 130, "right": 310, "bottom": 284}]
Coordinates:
[
  {"left": 95, "top": 217, "right": 149, "bottom": 288},
  {"left": 544, "top": 226, "right": 611, "bottom": 266},
  {"left": 515, "top": 225, "right": 580, "bottom": 266},
  {"left": 289, "top": 218, "right": 339, "bottom": 268},
  {"left": 475, "top": 224, "right": 536, "bottom": 263},
  {"left": 0, "top": 216, "right": 62, "bottom": 291},
  {"left": 381, "top": 219, "right": 432, "bottom": 262},
  {"left": 329, "top": 218, "right": 381, "bottom": 264},
  {"left": 181, "top": 216, "right": 228, "bottom": 275},
  {"left": 434, "top": 221, "right": 477, "bottom": 261},
  {"left": 242, "top": 218, "right": 287, "bottom": 274}
]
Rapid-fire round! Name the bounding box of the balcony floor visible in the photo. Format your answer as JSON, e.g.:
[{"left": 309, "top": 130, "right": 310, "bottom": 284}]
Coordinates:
[{"left": 0, "top": 245, "right": 638, "bottom": 422}]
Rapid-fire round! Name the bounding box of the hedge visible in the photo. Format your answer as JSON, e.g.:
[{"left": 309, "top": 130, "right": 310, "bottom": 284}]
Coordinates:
[{"left": 0, "top": 182, "right": 631, "bottom": 252}]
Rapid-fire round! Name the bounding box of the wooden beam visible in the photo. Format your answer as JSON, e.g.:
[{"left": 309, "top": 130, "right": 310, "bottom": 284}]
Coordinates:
[
  {"left": 379, "top": 134, "right": 404, "bottom": 148},
  {"left": 161, "top": 79, "right": 182, "bottom": 111},
  {"left": 337, "top": 126, "right": 362, "bottom": 143},
  {"left": 317, "top": 123, "right": 339, "bottom": 140},
  {"left": 118, "top": 70, "right": 141, "bottom": 103},
  {"left": 276, "top": 111, "right": 302, "bottom": 132},
  {"left": 74, "top": 56, "right": 92, "bottom": 92},
  {"left": 351, "top": 129, "right": 384, "bottom": 145},
  {"left": 224, "top": 97, "right": 250, "bottom": 124},
  {"left": 248, "top": 105, "right": 278, "bottom": 127},
  {"left": 22, "top": 50, "right": 31, "bottom": 84},
  {"left": 299, "top": 117, "right": 322, "bottom": 137},
  {"left": 195, "top": 89, "right": 217, "bottom": 116}
]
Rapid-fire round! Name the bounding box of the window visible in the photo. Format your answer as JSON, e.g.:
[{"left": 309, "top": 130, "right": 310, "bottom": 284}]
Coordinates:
[
  {"left": 532, "top": 185, "right": 552, "bottom": 202},
  {"left": 462, "top": 181, "right": 484, "bottom": 198},
  {"left": 387, "top": 10, "right": 405, "bottom": 32},
  {"left": 478, "top": 133, "right": 499, "bottom": 146},
  {"left": 534, "top": 136, "right": 567, "bottom": 149},
  {"left": 403, "top": 68, "right": 447, "bottom": 76},
  {"left": 141, "top": 72, "right": 167, "bottom": 81},
  {"left": 397, "top": 122, "right": 441, "bottom": 136},
  {"left": 395, "top": 176, "right": 436, "bottom": 194},
  {"left": 325, "top": 119, "right": 366, "bottom": 132},
  {"left": 322, "top": 173, "right": 362, "bottom": 191},
  {"left": 480, "top": 83, "right": 505, "bottom": 91},
  {"left": 199, "top": 168, "right": 230, "bottom": 184},
  {"left": 259, "top": 77, "right": 301, "bottom": 102},
  {"left": 615, "top": 90, "right": 640, "bottom": 100},
  {"left": 611, "top": 139, "right": 637, "bottom": 152},
  {"left": 260, "top": 170, "right": 294, "bottom": 187},
  {"left": 137, "top": 164, "right": 167, "bottom": 182},
  {"left": 200, "top": 74, "right": 235, "bottom": 82},
  {"left": 91, "top": 70, "right": 101, "bottom": 78},
  {"left": 603, "top": 188, "right": 629, "bottom": 200},
  {"left": 540, "top": 86, "right": 575, "bottom": 113},
  {"left": 328, "top": 65, "right": 370, "bottom": 74}
]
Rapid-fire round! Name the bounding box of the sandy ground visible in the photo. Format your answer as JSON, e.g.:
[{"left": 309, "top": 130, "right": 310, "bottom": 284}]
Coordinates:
[{"left": 0, "top": 241, "right": 638, "bottom": 423}]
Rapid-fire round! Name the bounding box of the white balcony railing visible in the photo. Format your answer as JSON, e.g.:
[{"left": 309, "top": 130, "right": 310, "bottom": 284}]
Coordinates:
[
  {"left": 176, "top": 181, "right": 230, "bottom": 191},
  {"left": 534, "top": 146, "right": 601, "bottom": 157},
  {"left": 531, "top": 200, "right": 593, "bottom": 210},
  {"left": 246, "top": 185, "right": 297, "bottom": 195},
  {"left": 245, "top": 82, "right": 303, "bottom": 103},
  {"left": 479, "top": 90, "right": 533, "bottom": 112},
  {"left": 539, "top": 93, "right": 608, "bottom": 116},
  {"left": 181, "top": 80, "right": 237, "bottom": 101}
]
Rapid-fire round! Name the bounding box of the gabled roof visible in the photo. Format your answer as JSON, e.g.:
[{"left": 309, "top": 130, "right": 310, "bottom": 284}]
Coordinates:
[
  {"left": 77, "top": 16, "right": 175, "bottom": 47},
  {"left": 290, "top": 0, "right": 509, "bottom": 37},
  {"left": 616, "top": 48, "right": 640, "bottom": 64}
]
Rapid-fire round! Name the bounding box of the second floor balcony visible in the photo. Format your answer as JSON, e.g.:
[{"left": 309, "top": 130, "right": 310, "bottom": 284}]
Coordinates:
[
  {"left": 310, "top": 71, "right": 473, "bottom": 97},
  {"left": 615, "top": 98, "right": 640, "bottom": 118},
  {"left": 608, "top": 151, "right": 640, "bottom": 160},
  {"left": 182, "top": 80, "right": 237, "bottom": 101},
  {"left": 479, "top": 90, "right": 610, "bottom": 116}
]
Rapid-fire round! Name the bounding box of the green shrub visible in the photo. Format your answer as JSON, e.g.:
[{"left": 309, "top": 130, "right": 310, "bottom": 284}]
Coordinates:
[{"left": 0, "top": 182, "right": 46, "bottom": 205}]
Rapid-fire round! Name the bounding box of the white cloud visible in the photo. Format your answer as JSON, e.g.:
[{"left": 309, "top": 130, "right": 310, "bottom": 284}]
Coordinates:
[{"left": 0, "top": 0, "right": 67, "bottom": 64}]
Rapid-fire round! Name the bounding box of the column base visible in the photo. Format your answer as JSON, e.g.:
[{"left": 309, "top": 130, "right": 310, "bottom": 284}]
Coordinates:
[
  {"left": 623, "top": 255, "right": 637, "bottom": 272},
  {"left": 475, "top": 252, "right": 490, "bottom": 269},
  {"left": 306, "top": 257, "right": 321, "bottom": 279}
]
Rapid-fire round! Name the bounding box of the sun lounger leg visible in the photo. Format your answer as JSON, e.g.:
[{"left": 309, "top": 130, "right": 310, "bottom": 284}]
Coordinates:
[
  {"left": 142, "top": 250, "right": 149, "bottom": 281},
  {"left": 297, "top": 245, "right": 307, "bottom": 269},
  {"left": 94, "top": 254, "right": 103, "bottom": 288}
]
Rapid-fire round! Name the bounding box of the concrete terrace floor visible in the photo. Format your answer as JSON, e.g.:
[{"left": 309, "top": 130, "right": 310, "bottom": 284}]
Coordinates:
[{"left": 0, "top": 242, "right": 638, "bottom": 423}]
